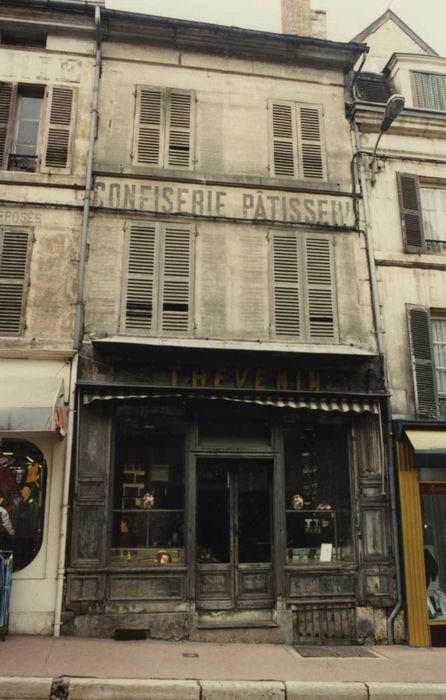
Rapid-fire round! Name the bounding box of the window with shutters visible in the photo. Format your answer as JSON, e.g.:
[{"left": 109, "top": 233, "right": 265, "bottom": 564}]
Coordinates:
[
  {"left": 268, "top": 100, "right": 327, "bottom": 181},
  {"left": 407, "top": 306, "right": 446, "bottom": 418},
  {"left": 270, "top": 231, "right": 337, "bottom": 342},
  {"left": 411, "top": 71, "right": 446, "bottom": 111},
  {"left": 397, "top": 173, "right": 446, "bottom": 253},
  {"left": 0, "top": 81, "right": 75, "bottom": 173},
  {"left": 133, "top": 87, "right": 194, "bottom": 170},
  {"left": 122, "top": 221, "right": 193, "bottom": 336},
  {"left": 0, "top": 227, "right": 32, "bottom": 336}
]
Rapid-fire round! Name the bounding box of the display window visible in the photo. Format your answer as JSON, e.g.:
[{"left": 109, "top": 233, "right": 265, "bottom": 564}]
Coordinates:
[
  {"left": 284, "top": 417, "right": 352, "bottom": 564},
  {"left": 111, "top": 406, "right": 186, "bottom": 566},
  {"left": 421, "top": 483, "right": 446, "bottom": 629},
  {"left": 0, "top": 440, "right": 46, "bottom": 571}
]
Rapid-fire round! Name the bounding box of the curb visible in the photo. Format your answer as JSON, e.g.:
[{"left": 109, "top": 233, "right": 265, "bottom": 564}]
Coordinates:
[{"left": 1, "top": 678, "right": 446, "bottom": 700}]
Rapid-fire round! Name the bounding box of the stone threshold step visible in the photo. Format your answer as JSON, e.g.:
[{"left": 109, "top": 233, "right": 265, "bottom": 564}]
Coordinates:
[{"left": 197, "top": 620, "right": 279, "bottom": 629}]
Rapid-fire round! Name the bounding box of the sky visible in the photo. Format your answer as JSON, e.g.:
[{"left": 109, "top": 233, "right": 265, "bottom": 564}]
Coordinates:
[{"left": 105, "top": 0, "right": 446, "bottom": 55}]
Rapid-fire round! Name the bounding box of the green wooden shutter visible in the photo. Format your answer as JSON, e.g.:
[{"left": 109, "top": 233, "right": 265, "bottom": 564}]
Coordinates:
[
  {"left": 305, "top": 235, "right": 335, "bottom": 340},
  {"left": 166, "top": 91, "right": 192, "bottom": 168},
  {"left": 297, "top": 105, "right": 326, "bottom": 180},
  {"left": 0, "top": 82, "right": 15, "bottom": 170},
  {"left": 407, "top": 305, "right": 438, "bottom": 417},
  {"left": 124, "top": 224, "right": 157, "bottom": 332},
  {"left": 270, "top": 102, "right": 297, "bottom": 177},
  {"left": 160, "top": 225, "right": 192, "bottom": 333},
  {"left": 0, "top": 229, "right": 31, "bottom": 335},
  {"left": 271, "top": 232, "right": 301, "bottom": 338},
  {"left": 397, "top": 173, "right": 425, "bottom": 252},
  {"left": 135, "top": 87, "right": 163, "bottom": 166},
  {"left": 43, "top": 86, "right": 75, "bottom": 169}
]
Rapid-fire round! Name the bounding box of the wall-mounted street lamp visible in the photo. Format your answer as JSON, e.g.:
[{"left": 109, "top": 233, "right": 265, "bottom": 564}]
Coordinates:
[{"left": 370, "top": 93, "right": 405, "bottom": 185}]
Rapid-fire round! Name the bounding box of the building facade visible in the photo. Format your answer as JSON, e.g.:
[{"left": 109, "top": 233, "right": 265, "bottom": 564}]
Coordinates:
[
  {"left": 350, "top": 11, "right": 446, "bottom": 646},
  {"left": 1, "top": 1, "right": 400, "bottom": 644}
]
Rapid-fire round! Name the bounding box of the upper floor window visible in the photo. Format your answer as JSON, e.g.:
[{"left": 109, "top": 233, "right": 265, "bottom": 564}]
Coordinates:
[
  {"left": 133, "top": 87, "right": 195, "bottom": 170},
  {"left": 407, "top": 306, "right": 446, "bottom": 419},
  {"left": 0, "top": 82, "right": 75, "bottom": 173},
  {"left": 0, "top": 227, "right": 32, "bottom": 336},
  {"left": 397, "top": 173, "right": 446, "bottom": 253},
  {"left": 122, "top": 221, "right": 194, "bottom": 336},
  {"left": 270, "top": 231, "right": 337, "bottom": 342},
  {"left": 268, "top": 101, "right": 327, "bottom": 181},
  {"left": 412, "top": 71, "right": 446, "bottom": 111}
]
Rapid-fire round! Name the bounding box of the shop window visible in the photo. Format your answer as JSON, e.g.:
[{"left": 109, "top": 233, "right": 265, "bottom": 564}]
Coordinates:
[
  {"left": 133, "top": 87, "right": 195, "bottom": 169},
  {"left": 284, "top": 418, "right": 352, "bottom": 564},
  {"left": 0, "top": 440, "right": 46, "bottom": 572},
  {"left": 111, "top": 406, "right": 186, "bottom": 566},
  {"left": 407, "top": 306, "right": 446, "bottom": 418},
  {"left": 421, "top": 483, "right": 446, "bottom": 633},
  {"left": 270, "top": 231, "right": 337, "bottom": 341},
  {"left": 268, "top": 100, "right": 327, "bottom": 180},
  {"left": 412, "top": 71, "right": 446, "bottom": 111},
  {"left": 0, "top": 227, "right": 32, "bottom": 335},
  {"left": 0, "top": 81, "right": 75, "bottom": 173},
  {"left": 122, "top": 221, "right": 193, "bottom": 336},
  {"left": 397, "top": 173, "right": 446, "bottom": 253}
]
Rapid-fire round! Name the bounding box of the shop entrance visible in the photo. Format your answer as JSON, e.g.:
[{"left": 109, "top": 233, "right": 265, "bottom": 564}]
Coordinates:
[{"left": 196, "top": 458, "right": 274, "bottom": 611}]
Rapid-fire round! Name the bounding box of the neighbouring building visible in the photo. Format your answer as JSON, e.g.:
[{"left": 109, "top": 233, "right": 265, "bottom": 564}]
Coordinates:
[{"left": 350, "top": 10, "right": 446, "bottom": 646}]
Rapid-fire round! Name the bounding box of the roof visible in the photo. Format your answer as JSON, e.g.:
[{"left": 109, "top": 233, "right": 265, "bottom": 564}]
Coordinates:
[{"left": 351, "top": 9, "right": 438, "bottom": 58}]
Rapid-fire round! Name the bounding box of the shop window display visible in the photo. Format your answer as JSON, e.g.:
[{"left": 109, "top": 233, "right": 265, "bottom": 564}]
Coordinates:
[
  {"left": 111, "top": 406, "right": 185, "bottom": 566},
  {"left": 421, "top": 484, "right": 446, "bottom": 627},
  {"left": 284, "top": 418, "right": 352, "bottom": 564},
  {"left": 0, "top": 440, "right": 46, "bottom": 571}
]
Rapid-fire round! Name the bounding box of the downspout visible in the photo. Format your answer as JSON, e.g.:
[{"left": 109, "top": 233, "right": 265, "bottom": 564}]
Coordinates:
[
  {"left": 53, "top": 5, "right": 102, "bottom": 636},
  {"left": 351, "top": 116, "right": 403, "bottom": 644},
  {"left": 73, "top": 3, "right": 102, "bottom": 350}
]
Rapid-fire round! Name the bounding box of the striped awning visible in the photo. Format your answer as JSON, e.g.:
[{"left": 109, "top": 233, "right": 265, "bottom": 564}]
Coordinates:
[{"left": 82, "top": 390, "right": 379, "bottom": 414}]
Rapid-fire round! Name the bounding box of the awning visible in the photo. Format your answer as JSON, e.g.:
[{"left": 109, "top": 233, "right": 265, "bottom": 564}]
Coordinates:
[
  {"left": 0, "top": 377, "right": 65, "bottom": 434},
  {"left": 405, "top": 430, "right": 446, "bottom": 468},
  {"left": 82, "top": 390, "right": 379, "bottom": 414}
]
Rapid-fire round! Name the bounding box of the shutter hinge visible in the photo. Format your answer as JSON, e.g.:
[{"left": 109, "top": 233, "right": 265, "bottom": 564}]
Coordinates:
[{"left": 266, "top": 231, "right": 270, "bottom": 241}]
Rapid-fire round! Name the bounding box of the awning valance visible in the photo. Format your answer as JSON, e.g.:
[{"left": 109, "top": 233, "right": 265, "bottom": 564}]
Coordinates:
[
  {"left": 0, "top": 377, "right": 65, "bottom": 434},
  {"left": 405, "top": 430, "right": 446, "bottom": 468},
  {"left": 82, "top": 390, "right": 379, "bottom": 414}
]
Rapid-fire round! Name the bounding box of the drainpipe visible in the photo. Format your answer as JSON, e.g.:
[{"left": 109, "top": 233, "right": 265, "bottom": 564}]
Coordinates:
[
  {"left": 351, "top": 120, "right": 403, "bottom": 644},
  {"left": 73, "top": 2, "right": 102, "bottom": 350}
]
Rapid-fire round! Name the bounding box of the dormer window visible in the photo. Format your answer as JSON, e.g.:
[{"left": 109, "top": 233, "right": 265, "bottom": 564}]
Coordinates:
[{"left": 412, "top": 71, "right": 446, "bottom": 111}]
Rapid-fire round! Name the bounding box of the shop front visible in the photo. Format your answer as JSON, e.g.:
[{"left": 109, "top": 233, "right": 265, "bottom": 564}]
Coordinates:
[
  {"left": 396, "top": 424, "right": 446, "bottom": 647},
  {"left": 65, "top": 343, "right": 394, "bottom": 643}
]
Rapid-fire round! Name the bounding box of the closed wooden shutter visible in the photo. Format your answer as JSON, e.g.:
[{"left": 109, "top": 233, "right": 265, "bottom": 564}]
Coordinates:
[
  {"left": 397, "top": 173, "right": 425, "bottom": 252},
  {"left": 270, "top": 102, "right": 296, "bottom": 177},
  {"left": 124, "top": 224, "right": 157, "bottom": 332},
  {"left": 160, "top": 225, "right": 192, "bottom": 333},
  {"left": 305, "top": 235, "right": 335, "bottom": 339},
  {"left": 271, "top": 232, "right": 301, "bottom": 337},
  {"left": 412, "top": 72, "right": 446, "bottom": 111},
  {"left": 43, "top": 86, "right": 75, "bottom": 169},
  {"left": 0, "top": 82, "right": 15, "bottom": 170},
  {"left": 297, "top": 105, "right": 325, "bottom": 180},
  {"left": 0, "top": 229, "right": 30, "bottom": 335},
  {"left": 135, "top": 88, "right": 163, "bottom": 166},
  {"left": 166, "top": 91, "right": 192, "bottom": 168},
  {"left": 407, "top": 305, "right": 438, "bottom": 417}
]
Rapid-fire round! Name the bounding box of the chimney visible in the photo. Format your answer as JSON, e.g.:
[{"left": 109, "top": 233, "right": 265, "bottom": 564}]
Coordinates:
[{"left": 281, "top": 0, "right": 327, "bottom": 39}]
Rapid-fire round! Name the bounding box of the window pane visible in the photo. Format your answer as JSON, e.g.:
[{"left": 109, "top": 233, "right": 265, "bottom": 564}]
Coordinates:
[
  {"left": 111, "top": 405, "right": 185, "bottom": 566},
  {"left": 284, "top": 418, "right": 352, "bottom": 563},
  {"left": 16, "top": 120, "right": 40, "bottom": 148},
  {"left": 20, "top": 96, "right": 42, "bottom": 120},
  {"left": 421, "top": 484, "right": 446, "bottom": 622},
  {"left": 421, "top": 188, "right": 446, "bottom": 243},
  {"left": 0, "top": 440, "right": 46, "bottom": 572}
]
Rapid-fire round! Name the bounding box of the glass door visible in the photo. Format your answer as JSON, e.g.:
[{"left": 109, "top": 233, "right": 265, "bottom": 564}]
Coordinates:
[{"left": 196, "top": 458, "right": 274, "bottom": 611}]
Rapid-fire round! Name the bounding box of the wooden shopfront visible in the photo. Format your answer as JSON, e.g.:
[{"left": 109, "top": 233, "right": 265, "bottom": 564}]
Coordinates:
[{"left": 64, "top": 343, "right": 395, "bottom": 643}]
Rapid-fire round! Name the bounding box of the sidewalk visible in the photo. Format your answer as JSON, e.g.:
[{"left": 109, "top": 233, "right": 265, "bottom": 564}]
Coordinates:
[{"left": 0, "top": 635, "right": 446, "bottom": 698}]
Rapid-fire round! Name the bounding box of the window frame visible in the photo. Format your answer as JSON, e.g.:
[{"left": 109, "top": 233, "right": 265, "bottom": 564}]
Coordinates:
[
  {"left": 268, "top": 99, "right": 327, "bottom": 181},
  {"left": 397, "top": 172, "right": 446, "bottom": 254},
  {"left": 0, "top": 226, "right": 33, "bottom": 336},
  {"left": 132, "top": 86, "right": 195, "bottom": 171},
  {"left": 121, "top": 220, "right": 195, "bottom": 337},
  {"left": 407, "top": 304, "right": 446, "bottom": 418},
  {"left": 269, "top": 229, "right": 338, "bottom": 343}
]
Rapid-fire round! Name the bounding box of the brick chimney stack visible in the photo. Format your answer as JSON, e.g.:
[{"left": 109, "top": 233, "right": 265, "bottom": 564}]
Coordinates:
[{"left": 281, "top": 0, "right": 327, "bottom": 40}]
